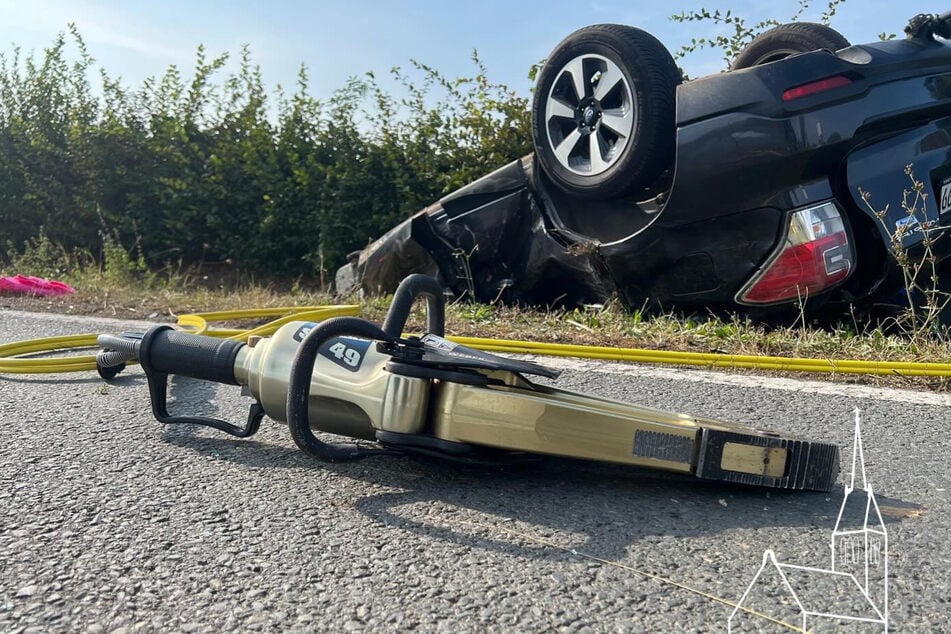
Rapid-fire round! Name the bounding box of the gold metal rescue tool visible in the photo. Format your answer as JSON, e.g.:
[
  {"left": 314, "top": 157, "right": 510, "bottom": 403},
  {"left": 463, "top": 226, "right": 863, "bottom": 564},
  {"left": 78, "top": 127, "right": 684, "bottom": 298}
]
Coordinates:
[{"left": 98, "top": 275, "right": 839, "bottom": 491}]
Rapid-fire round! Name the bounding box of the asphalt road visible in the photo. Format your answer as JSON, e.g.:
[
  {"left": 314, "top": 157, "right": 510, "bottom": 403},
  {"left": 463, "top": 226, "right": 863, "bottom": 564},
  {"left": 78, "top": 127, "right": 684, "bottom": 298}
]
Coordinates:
[{"left": 1, "top": 310, "right": 948, "bottom": 633}]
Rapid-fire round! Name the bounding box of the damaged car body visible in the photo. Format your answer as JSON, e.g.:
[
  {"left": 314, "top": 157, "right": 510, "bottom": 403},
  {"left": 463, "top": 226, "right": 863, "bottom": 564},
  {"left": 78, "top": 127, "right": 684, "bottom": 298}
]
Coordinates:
[{"left": 337, "top": 13, "right": 951, "bottom": 316}]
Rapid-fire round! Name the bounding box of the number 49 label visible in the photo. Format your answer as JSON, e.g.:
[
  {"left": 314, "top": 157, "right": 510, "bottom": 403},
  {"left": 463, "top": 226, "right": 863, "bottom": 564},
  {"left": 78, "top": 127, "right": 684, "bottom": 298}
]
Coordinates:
[{"left": 318, "top": 336, "right": 371, "bottom": 372}]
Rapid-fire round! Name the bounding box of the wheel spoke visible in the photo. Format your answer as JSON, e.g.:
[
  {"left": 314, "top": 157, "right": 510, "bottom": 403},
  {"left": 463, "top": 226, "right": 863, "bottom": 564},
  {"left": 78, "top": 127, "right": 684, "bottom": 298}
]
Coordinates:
[
  {"left": 563, "top": 57, "right": 587, "bottom": 102},
  {"left": 554, "top": 128, "right": 583, "bottom": 165},
  {"left": 601, "top": 108, "right": 633, "bottom": 138},
  {"left": 593, "top": 66, "right": 623, "bottom": 102},
  {"left": 589, "top": 132, "right": 608, "bottom": 173},
  {"left": 547, "top": 98, "right": 574, "bottom": 121}
]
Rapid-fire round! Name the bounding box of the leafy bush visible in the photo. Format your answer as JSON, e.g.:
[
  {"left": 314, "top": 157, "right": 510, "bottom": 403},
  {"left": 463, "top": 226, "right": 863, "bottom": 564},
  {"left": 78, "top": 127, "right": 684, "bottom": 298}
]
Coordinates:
[
  {"left": 0, "top": 28, "right": 532, "bottom": 284},
  {"left": 670, "top": 0, "right": 847, "bottom": 71},
  {"left": 3, "top": 229, "right": 75, "bottom": 279}
]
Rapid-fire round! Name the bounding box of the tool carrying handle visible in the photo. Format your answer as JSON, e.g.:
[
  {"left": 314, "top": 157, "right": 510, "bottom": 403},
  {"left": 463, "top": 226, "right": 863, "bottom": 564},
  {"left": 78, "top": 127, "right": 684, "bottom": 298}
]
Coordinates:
[
  {"left": 382, "top": 274, "right": 446, "bottom": 338},
  {"left": 287, "top": 317, "right": 400, "bottom": 461},
  {"left": 138, "top": 325, "right": 263, "bottom": 438}
]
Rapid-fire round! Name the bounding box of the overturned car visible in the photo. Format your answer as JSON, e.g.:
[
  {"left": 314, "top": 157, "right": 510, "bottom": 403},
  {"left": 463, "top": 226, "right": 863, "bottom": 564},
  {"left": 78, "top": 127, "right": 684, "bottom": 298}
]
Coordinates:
[{"left": 337, "top": 13, "right": 951, "bottom": 315}]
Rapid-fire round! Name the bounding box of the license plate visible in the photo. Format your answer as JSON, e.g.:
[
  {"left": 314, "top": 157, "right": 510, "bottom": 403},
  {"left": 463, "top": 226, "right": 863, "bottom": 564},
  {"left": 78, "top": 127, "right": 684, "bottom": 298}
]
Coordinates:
[{"left": 941, "top": 179, "right": 951, "bottom": 215}]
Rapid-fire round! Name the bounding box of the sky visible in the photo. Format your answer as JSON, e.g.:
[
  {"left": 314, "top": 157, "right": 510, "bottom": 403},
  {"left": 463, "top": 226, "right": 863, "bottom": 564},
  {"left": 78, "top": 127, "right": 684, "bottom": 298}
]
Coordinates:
[{"left": 0, "top": 0, "right": 942, "bottom": 103}]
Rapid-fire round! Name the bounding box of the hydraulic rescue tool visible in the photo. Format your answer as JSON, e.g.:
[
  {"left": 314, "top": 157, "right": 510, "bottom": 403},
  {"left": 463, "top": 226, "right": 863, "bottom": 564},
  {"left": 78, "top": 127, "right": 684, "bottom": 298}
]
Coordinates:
[{"left": 96, "top": 275, "right": 840, "bottom": 491}]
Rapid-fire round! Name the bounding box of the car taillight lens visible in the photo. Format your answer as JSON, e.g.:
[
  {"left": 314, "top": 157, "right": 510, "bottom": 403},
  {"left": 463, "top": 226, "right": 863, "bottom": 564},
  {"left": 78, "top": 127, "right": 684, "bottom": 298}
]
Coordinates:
[{"left": 739, "top": 202, "right": 853, "bottom": 305}]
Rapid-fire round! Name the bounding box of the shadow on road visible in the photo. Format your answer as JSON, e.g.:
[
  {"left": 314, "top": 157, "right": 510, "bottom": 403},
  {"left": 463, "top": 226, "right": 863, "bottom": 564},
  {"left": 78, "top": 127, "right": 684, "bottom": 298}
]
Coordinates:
[
  {"left": 0, "top": 374, "right": 144, "bottom": 387},
  {"left": 158, "top": 421, "right": 924, "bottom": 563}
]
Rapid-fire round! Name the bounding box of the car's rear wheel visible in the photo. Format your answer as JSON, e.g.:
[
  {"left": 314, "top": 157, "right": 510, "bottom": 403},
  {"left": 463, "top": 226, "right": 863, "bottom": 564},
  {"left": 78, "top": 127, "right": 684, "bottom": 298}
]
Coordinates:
[
  {"left": 531, "top": 24, "right": 681, "bottom": 201},
  {"left": 731, "top": 22, "right": 850, "bottom": 69}
]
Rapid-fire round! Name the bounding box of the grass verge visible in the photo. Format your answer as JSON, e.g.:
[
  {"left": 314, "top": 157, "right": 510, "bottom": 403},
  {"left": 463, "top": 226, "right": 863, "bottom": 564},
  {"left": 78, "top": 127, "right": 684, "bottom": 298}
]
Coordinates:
[
  {"left": 3, "top": 260, "right": 951, "bottom": 392},
  {"left": 4, "top": 227, "right": 951, "bottom": 390}
]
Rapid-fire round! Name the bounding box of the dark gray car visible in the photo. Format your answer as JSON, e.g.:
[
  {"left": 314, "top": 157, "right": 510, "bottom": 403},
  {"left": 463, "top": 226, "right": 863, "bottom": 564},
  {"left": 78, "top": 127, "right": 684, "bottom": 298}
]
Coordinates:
[{"left": 338, "top": 14, "right": 951, "bottom": 315}]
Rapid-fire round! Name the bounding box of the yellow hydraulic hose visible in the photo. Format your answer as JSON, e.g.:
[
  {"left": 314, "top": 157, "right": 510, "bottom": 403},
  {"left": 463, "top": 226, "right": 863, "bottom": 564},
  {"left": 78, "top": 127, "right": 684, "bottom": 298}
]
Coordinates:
[
  {"left": 0, "top": 305, "right": 361, "bottom": 375},
  {"left": 0, "top": 334, "right": 102, "bottom": 374},
  {"left": 452, "top": 336, "right": 951, "bottom": 377},
  {"left": 3, "top": 304, "right": 951, "bottom": 377}
]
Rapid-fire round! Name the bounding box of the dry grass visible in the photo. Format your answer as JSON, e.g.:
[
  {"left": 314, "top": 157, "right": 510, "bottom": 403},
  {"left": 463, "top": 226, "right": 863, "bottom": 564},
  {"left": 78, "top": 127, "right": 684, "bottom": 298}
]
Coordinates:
[{"left": 3, "top": 268, "right": 951, "bottom": 392}]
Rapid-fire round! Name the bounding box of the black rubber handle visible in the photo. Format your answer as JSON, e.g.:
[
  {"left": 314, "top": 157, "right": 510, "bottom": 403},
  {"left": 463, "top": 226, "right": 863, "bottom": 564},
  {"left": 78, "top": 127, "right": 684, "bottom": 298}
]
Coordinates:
[
  {"left": 138, "top": 325, "right": 245, "bottom": 386},
  {"left": 382, "top": 274, "right": 446, "bottom": 338}
]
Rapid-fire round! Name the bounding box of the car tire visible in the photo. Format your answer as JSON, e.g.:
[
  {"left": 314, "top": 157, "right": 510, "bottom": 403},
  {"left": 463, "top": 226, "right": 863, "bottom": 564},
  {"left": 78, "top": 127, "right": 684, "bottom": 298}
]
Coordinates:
[
  {"left": 731, "top": 22, "right": 851, "bottom": 69},
  {"left": 531, "top": 24, "right": 681, "bottom": 201}
]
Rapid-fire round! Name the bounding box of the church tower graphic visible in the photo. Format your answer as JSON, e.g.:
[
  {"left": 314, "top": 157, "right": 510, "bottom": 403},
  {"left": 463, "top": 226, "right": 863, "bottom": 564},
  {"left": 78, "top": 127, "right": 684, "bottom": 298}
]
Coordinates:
[
  {"left": 830, "top": 410, "right": 888, "bottom": 626},
  {"left": 729, "top": 409, "right": 889, "bottom": 632}
]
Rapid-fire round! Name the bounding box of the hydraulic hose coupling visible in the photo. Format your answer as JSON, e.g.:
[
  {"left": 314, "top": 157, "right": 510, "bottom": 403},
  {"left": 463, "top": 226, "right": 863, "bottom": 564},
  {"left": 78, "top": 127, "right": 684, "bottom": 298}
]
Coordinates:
[{"left": 95, "top": 332, "right": 144, "bottom": 379}]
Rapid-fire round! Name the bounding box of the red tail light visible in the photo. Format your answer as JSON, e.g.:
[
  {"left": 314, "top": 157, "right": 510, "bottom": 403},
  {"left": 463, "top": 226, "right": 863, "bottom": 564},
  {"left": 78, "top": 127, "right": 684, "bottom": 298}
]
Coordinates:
[
  {"left": 782, "top": 75, "right": 851, "bottom": 101},
  {"left": 738, "top": 202, "right": 853, "bottom": 305}
]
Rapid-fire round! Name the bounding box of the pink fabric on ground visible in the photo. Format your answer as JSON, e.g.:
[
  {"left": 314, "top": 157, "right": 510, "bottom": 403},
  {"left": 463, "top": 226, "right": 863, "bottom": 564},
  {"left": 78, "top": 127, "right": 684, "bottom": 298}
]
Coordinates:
[{"left": 0, "top": 274, "right": 76, "bottom": 296}]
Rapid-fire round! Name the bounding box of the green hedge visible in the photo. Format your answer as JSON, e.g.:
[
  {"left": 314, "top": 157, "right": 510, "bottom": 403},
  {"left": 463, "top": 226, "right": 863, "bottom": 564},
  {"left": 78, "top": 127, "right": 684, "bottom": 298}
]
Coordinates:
[{"left": 0, "top": 27, "right": 531, "bottom": 280}]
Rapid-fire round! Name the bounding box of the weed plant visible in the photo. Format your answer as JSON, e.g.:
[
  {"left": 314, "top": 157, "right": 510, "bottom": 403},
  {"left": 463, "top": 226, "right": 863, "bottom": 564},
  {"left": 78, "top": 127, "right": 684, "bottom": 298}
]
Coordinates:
[{"left": 859, "top": 165, "right": 951, "bottom": 344}]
